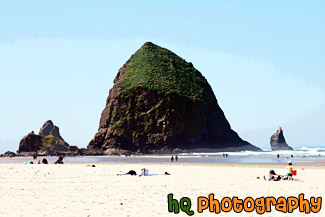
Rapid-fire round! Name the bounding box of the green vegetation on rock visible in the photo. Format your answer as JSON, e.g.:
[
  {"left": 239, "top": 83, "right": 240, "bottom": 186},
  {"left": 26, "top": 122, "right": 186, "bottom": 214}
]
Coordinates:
[
  {"left": 117, "top": 42, "right": 207, "bottom": 100},
  {"left": 111, "top": 117, "right": 127, "bottom": 129}
]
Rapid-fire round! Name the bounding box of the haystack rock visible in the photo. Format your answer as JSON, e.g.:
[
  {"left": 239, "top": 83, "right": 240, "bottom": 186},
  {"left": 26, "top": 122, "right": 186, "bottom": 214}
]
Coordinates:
[
  {"left": 270, "top": 127, "right": 293, "bottom": 151},
  {"left": 18, "top": 120, "right": 79, "bottom": 155},
  {"left": 88, "top": 42, "right": 261, "bottom": 154}
]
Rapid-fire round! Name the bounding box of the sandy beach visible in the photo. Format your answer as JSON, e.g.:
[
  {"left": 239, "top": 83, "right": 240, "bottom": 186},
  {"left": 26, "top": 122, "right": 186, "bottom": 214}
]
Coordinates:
[{"left": 0, "top": 162, "right": 324, "bottom": 217}]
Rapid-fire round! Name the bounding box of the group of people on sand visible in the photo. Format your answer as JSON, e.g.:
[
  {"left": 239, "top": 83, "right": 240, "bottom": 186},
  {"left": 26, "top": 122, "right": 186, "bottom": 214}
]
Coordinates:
[
  {"left": 25, "top": 158, "right": 48, "bottom": 164},
  {"left": 171, "top": 155, "right": 178, "bottom": 162},
  {"left": 24, "top": 156, "right": 64, "bottom": 164},
  {"left": 264, "top": 161, "right": 296, "bottom": 181}
]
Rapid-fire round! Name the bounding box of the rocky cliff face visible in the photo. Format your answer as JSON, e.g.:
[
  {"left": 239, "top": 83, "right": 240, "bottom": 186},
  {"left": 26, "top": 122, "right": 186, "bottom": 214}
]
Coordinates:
[
  {"left": 88, "top": 42, "right": 261, "bottom": 154},
  {"left": 39, "top": 120, "right": 63, "bottom": 140},
  {"left": 270, "top": 127, "right": 293, "bottom": 151},
  {"left": 18, "top": 120, "right": 79, "bottom": 155}
]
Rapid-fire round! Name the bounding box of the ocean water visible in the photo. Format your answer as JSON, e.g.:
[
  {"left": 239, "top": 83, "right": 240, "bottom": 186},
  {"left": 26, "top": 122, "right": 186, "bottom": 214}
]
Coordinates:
[{"left": 1, "top": 146, "right": 324, "bottom": 165}]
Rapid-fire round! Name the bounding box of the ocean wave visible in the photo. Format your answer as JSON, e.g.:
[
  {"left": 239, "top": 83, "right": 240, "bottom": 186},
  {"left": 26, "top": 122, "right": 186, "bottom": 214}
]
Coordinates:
[{"left": 173, "top": 146, "right": 325, "bottom": 158}]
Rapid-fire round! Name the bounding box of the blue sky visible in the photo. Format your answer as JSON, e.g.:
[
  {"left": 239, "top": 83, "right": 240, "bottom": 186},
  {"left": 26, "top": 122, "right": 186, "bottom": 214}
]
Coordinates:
[{"left": 0, "top": 0, "right": 324, "bottom": 153}]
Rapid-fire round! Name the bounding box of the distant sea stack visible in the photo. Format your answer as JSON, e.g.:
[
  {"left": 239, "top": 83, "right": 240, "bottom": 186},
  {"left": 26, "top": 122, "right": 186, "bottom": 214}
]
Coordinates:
[
  {"left": 270, "top": 127, "right": 293, "bottom": 151},
  {"left": 18, "top": 120, "right": 80, "bottom": 155},
  {"left": 88, "top": 42, "right": 261, "bottom": 154}
]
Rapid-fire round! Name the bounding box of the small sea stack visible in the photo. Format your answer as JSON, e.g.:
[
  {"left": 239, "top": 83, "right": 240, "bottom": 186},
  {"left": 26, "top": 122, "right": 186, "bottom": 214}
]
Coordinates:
[
  {"left": 18, "top": 120, "right": 80, "bottom": 156},
  {"left": 270, "top": 127, "right": 293, "bottom": 151}
]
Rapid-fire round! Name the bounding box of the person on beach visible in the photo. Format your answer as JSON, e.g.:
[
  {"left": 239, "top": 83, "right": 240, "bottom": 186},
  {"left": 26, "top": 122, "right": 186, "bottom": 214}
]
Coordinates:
[
  {"left": 264, "top": 170, "right": 281, "bottom": 181},
  {"left": 284, "top": 161, "right": 294, "bottom": 181},
  {"left": 54, "top": 156, "right": 64, "bottom": 164},
  {"left": 126, "top": 170, "right": 137, "bottom": 176},
  {"left": 171, "top": 156, "right": 174, "bottom": 162},
  {"left": 175, "top": 155, "right": 178, "bottom": 162},
  {"left": 42, "top": 158, "right": 48, "bottom": 164}
]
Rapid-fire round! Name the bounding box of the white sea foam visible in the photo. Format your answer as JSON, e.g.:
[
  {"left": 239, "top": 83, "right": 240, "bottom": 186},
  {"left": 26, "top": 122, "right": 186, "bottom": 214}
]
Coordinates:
[{"left": 176, "top": 146, "right": 325, "bottom": 158}]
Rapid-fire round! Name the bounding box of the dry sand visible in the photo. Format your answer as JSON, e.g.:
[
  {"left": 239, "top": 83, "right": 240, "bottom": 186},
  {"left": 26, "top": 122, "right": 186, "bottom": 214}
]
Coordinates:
[{"left": 0, "top": 162, "right": 324, "bottom": 217}]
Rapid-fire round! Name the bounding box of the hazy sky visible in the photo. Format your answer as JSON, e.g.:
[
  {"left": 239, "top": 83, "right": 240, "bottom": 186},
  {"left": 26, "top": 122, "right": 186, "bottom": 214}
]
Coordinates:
[{"left": 0, "top": 0, "right": 324, "bottom": 153}]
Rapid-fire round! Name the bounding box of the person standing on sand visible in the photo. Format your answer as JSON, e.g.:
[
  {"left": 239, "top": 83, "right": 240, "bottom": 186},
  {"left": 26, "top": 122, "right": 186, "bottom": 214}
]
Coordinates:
[
  {"left": 175, "top": 155, "right": 178, "bottom": 162},
  {"left": 171, "top": 156, "right": 174, "bottom": 162}
]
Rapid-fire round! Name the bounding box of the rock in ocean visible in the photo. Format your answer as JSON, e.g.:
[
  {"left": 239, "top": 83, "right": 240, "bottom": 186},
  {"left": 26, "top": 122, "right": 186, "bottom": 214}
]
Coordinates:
[
  {"left": 39, "top": 120, "right": 64, "bottom": 140},
  {"left": 270, "top": 127, "right": 293, "bottom": 151},
  {"left": 88, "top": 42, "right": 261, "bottom": 154},
  {"left": 18, "top": 120, "right": 79, "bottom": 155}
]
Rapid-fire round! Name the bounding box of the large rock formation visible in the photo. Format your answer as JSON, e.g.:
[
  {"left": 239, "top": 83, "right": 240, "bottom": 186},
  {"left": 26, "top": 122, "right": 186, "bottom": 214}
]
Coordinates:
[
  {"left": 270, "top": 127, "right": 293, "bottom": 151},
  {"left": 88, "top": 42, "right": 261, "bottom": 154},
  {"left": 18, "top": 120, "right": 80, "bottom": 155}
]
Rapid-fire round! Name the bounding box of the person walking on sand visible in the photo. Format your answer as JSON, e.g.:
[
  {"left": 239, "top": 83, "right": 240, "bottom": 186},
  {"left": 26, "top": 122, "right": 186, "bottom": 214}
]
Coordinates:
[
  {"left": 175, "top": 155, "right": 178, "bottom": 162},
  {"left": 171, "top": 156, "right": 174, "bottom": 162}
]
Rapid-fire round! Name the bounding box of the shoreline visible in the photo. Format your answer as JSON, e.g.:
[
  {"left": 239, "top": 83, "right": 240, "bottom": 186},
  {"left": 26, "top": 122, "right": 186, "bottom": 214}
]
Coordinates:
[
  {"left": 1, "top": 154, "right": 324, "bottom": 164},
  {"left": 1, "top": 159, "right": 324, "bottom": 167}
]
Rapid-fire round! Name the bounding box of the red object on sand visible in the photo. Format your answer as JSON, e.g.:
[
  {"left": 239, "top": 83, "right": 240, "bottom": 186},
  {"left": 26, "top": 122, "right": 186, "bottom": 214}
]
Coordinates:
[{"left": 292, "top": 170, "right": 297, "bottom": 176}]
